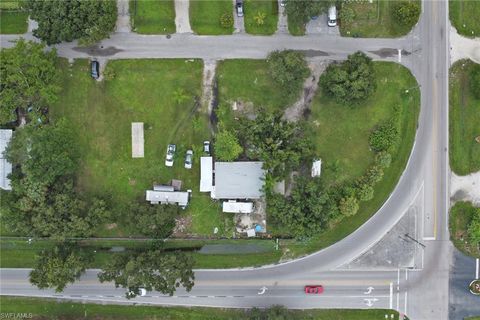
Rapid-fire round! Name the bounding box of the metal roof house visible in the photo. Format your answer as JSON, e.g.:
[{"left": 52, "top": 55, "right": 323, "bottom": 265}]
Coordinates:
[
  {"left": 211, "top": 161, "right": 265, "bottom": 200},
  {"left": 200, "top": 156, "right": 213, "bottom": 192},
  {"left": 146, "top": 190, "right": 189, "bottom": 208},
  {"left": 222, "top": 200, "right": 254, "bottom": 213},
  {"left": 0, "top": 129, "right": 13, "bottom": 191}
]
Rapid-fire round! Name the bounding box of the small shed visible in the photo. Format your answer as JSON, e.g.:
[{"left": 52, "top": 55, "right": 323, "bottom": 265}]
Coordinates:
[
  {"left": 311, "top": 159, "right": 322, "bottom": 177},
  {"left": 146, "top": 190, "right": 189, "bottom": 208},
  {"left": 131, "top": 122, "right": 144, "bottom": 158},
  {"left": 200, "top": 156, "right": 213, "bottom": 192},
  {"left": 222, "top": 200, "right": 254, "bottom": 214}
]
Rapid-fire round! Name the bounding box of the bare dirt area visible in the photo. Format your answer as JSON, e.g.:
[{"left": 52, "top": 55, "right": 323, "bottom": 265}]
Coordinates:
[{"left": 450, "top": 171, "right": 480, "bottom": 206}]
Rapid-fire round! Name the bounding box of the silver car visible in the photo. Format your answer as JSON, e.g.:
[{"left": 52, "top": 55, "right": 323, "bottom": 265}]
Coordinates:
[
  {"left": 165, "top": 144, "right": 176, "bottom": 167},
  {"left": 185, "top": 150, "right": 193, "bottom": 169}
]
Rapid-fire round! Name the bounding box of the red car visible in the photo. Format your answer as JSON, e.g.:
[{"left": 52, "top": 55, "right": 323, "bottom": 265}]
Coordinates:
[{"left": 305, "top": 285, "right": 324, "bottom": 294}]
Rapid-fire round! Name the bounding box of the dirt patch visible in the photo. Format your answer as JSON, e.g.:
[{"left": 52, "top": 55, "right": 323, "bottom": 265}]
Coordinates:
[
  {"left": 106, "top": 223, "right": 117, "bottom": 230},
  {"left": 173, "top": 215, "right": 192, "bottom": 236},
  {"left": 128, "top": 178, "right": 136, "bottom": 186}
]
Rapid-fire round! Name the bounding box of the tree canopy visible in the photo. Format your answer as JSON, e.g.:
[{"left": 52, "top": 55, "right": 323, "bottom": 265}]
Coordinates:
[
  {"left": 470, "top": 62, "right": 480, "bottom": 99},
  {"left": 214, "top": 130, "right": 243, "bottom": 161},
  {"left": 98, "top": 249, "right": 195, "bottom": 298},
  {"left": 393, "top": 1, "right": 421, "bottom": 26},
  {"left": 267, "top": 50, "right": 310, "bottom": 98},
  {"left": 319, "top": 51, "right": 376, "bottom": 104},
  {"left": 126, "top": 203, "right": 178, "bottom": 238},
  {"left": 30, "top": 242, "right": 92, "bottom": 292},
  {"left": 2, "top": 120, "right": 109, "bottom": 239},
  {"left": 26, "top": 0, "right": 117, "bottom": 45},
  {"left": 285, "top": 0, "right": 332, "bottom": 29},
  {"left": 0, "top": 39, "right": 59, "bottom": 124},
  {"left": 238, "top": 110, "right": 314, "bottom": 179}
]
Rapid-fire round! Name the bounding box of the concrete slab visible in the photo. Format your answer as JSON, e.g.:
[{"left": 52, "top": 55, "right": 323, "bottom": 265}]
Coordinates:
[
  {"left": 116, "top": 0, "right": 131, "bottom": 33},
  {"left": 175, "top": 0, "right": 192, "bottom": 33},
  {"left": 131, "top": 122, "right": 144, "bottom": 158}
]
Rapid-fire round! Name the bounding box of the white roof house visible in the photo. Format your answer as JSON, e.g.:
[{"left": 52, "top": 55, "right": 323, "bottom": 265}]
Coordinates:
[
  {"left": 146, "top": 190, "right": 189, "bottom": 207},
  {"left": 211, "top": 162, "right": 264, "bottom": 199},
  {"left": 131, "top": 122, "right": 144, "bottom": 158},
  {"left": 222, "top": 201, "right": 254, "bottom": 214},
  {"left": 200, "top": 156, "right": 213, "bottom": 192},
  {"left": 0, "top": 129, "right": 13, "bottom": 191}
]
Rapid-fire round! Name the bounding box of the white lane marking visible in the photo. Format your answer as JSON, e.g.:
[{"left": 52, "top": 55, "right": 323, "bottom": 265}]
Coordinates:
[
  {"left": 364, "top": 298, "right": 378, "bottom": 307},
  {"left": 364, "top": 287, "right": 374, "bottom": 294},
  {"left": 398, "top": 49, "right": 402, "bottom": 62},
  {"left": 397, "top": 268, "right": 400, "bottom": 285},
  {"left": 476, "top": 259, "right": 479, "bottom": 279},
  {"left": 396, "top": 290, "right": 399, "bottom": 310},
  {"left": 257, "top": 286, "right": 268, "bottom": 295},
  {"left": 406, "top": 268, "right": 408, "bottom": 281},
  {"left": 389, "top": 282, "right": 393, "bottom": 309},
  {"left": 404, "top": 291, "right": 408, "bottom": 315}
]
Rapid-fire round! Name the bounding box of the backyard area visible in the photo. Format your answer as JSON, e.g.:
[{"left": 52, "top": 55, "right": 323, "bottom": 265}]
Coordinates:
[
  {"left": 340, "top": 0, "right": 420, "bottom": 38},
  {"left": 450, "top": 0, "right": 480, "bottom": 38},
  {"left": 277, "top": 62, "right": 420, "bottom": 254},
  {"left": 244, "top": 0, "right": 278, "bottom": 35},
  {"left": 129, "top": 0, "right": 176, "bottom": 34},
  {"left": 51, "top": 59, "right": 230, "bottom": 238},
  {"left": 0, "top": 0, "right": 28, "bottom": 34},
  {"left": 189, "top": 0, "right": 233, "bottom": 35},
  {"left": 1, "top": 297, "right": 398, "bottom": 320},
  {"left": 449, "top": 59, "right": 480, "bottom": 175}
]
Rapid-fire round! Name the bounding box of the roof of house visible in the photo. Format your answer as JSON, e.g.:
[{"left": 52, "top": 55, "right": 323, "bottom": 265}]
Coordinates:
[
  {"left": 0, "top": 129, "right": 13, "bottom": 191},
  {"left": 212, "top": 161, "right": 264, "bottom": 199},
  {"left": 146, "top": 190, "right": 189, "bottom": 206},
  {"left": 222, "top": 201, "right": 254, "bottom": 213},
  {"left": 200, "top": 156, "right": 213, "bottom": 192}
]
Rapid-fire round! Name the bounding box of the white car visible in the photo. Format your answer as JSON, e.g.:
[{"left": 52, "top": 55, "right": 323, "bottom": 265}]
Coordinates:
[
  {"left": 327, "top": 6, "right": 337, "bottom": 27},
  {"left": 139, "top": 288, "right": 147, "bottom": 297},
  {"left": 165, "top": 144, "right": 176, "bottom": 167},
  {"left": 203, "top": 140, "right": 211, "bottom": 155},
  {"left": 185, "top": 150, "right": 193, "bottom": 169}
]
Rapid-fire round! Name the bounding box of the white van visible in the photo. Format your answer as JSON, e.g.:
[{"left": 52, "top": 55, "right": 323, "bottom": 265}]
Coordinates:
[{"left": 327, "top": 6, "right": 337, "bottom": 27}]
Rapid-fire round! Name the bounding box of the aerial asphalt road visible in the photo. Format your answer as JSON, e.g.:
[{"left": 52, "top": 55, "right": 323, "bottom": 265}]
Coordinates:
[{"left": 0, "top": 0, "right": 460, "bottom": 319}]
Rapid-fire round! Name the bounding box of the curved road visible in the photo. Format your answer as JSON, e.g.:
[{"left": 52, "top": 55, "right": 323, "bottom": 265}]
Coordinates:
[{"left": 0, "top": 1, "right": 459, "bottom": 319}]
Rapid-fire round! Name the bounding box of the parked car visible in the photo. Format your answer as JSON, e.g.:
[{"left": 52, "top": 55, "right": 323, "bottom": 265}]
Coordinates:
[
  {"left": 139, "top": 288, "right": 147, "bottom": 296},
  {"left": 203, "top": 141, "right": 211, "bottom": 155},
  {"left": 236, "top": 0, "right": 244, "bottom": 17},
  {"left": 327, "top": 6, "right": 337, "bottom": 27},
  {"left": 280, "top": 0, "right": 285, "bottom": 7},
  {"left": 165, "top": 144, "right": 176, "bottom": 167},
  {"left": 91, "top": 60, "right": 100, "bottom": 79},
  {"left": 304, "top": 285, "right": 324, "bottom": 294},
  {"left": 185, "top": 149, "right": 193, "bottom": 169}
]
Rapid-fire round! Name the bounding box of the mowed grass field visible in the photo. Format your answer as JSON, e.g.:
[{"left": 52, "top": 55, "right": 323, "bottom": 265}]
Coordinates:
[
  {"left": 281, "top": 62, "right": 420, "bottom": 254},
  {"left": 0, "top": 297, "right": 399, "bottom": 320},
  {"left": 129, "top": 0, "right": 176, "bottom": 34},
  {"left": 51, "top": 59, "right": 231, "bottom": 237},
  {"left": 189, "top": 0, "right": 234, "bottom": 35},
  {"left": 450, "top": 0, "right": 480, "bottom": 38},
  {"left": 449, "top": 201, "right": 480, "bottom": 258},
  {"left": 244, "top": 0, "right": 278, "bottom": 35},
  {"left": 449, "top": 60, "right": 480, "bottom": 175},
  {"left": 0, "top": 0, "right": 28, "bottom": 34},
  {"left": 340, "top": 0, "right": 420, "bottom": 38}
]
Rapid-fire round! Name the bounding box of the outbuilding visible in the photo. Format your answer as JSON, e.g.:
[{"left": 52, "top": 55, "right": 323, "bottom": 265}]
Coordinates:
[{"left": 200, "top": 156, "right": 213, "bottom": 192}]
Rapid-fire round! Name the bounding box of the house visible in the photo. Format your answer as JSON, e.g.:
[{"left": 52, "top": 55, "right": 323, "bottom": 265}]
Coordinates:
[
  {"left": 200, "top": 156, "right": 213, "bottom": 192},
  {"left": 0, "top": 129, "right": 13, "bottom": 191},
  {"left": 222, "top": 200, "right": 254, "bottom": 213},
  {"left": 146, "top": 184, "right": 189, "bottom": 208},
  {"left": 211, "top": 161, "right": 265, "bottom": 200}
]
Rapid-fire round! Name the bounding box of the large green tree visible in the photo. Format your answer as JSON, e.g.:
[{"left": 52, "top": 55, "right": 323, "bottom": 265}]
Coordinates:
[
  {"left": 26, "top": 0, "right": 117, "bottom": 45},
  {"left": 285, "top": 0, "right": 332, "bottom": 30},
  {"left": 319, "top": 51, "right": 376, "bottom": 104},
  {"left": 214, "top": 130, "right": 243, "bottom": 161},
  {"left": 30, "top": 242, "right": 92, "bottom": 292},
  {"left": 0, "top": 39, "right": 59, "bottom": 124},
  {"left": 267, "top": 50, "right": 310, "bottom": 98},
  {"left": 127, "top": 203, "right": 178, "bottom": 238},
  {"left": 393, "top": 1, "right": 421, "bottom": 26},
  {"left": 98, "top": 250, "right": 195, "bottom": 298},
  {"left": 239, "top": 110, "right": 314, "bottom": 179},
  {"left": 2, "top": 120, "right": 109, "bottom": 239}
]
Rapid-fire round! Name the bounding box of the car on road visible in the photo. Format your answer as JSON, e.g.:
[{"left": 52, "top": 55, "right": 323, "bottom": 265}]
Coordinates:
[
  {"left": 236, "top": 0, "right": 244, "bottom": 17},
  {"left": 327, "top": 6, "right": 337, "bottom": 27},
  {"left": 185, "top": 149, "right": 193, "bottom": 169},
  {"left": 165, "top": 144, "right": 176, "bottom": 167},
  {"left": 91, "top": 60, "right": 100, "bottom": 79},
  {"left": 304, "top": 285, "right": 324, "bottom": 294},
  {"left": 139, "top": 288, "right": 147, "bottom": 296},
  {"left": 203, "top": 141, "right": 211, "bottom": 155},
  {"left": 280, "top": 0, "right": 285, "bottom": 7}
]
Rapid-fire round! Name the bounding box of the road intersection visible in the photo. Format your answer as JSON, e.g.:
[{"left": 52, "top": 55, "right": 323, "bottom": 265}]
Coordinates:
[{"left": 1, "top": 1, "right": 478, "bottom": 319}]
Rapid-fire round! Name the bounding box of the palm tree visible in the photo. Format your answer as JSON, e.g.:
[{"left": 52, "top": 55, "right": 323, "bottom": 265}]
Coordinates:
[{"left": 254, "top": 11, "right": 266, "bottom": 26}]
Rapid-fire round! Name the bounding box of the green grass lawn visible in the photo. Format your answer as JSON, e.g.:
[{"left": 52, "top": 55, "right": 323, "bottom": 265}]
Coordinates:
[
  {"left": 189, "top": 0, "right": 234, "bottom": 35},
  {"left": 0, "top": 297, "right": 399, "bottom": 320},
  {"left": 0, "top": 239, "right": 282, "bottom": 269},
  {"left": 449, "top": 201, "right": 480, "bottom": 258},
  {"left": 449, "top": 60, "right": 480, "bottom": 175},
  {"left": 287, "top": 14, "right": 305, "bottom": 36},
  {"left": 129, "top": 0, "right": 176, "bottom": 34},
  {"left": 450, "top": 0, "right": 480, "bottom": 38},
  {"left": 0, "top": 0, "right": 28, "bottom": 34},
  {"left": 276, "top": 62, "right": 420, "bottom": 253},
  {"left": 244, "top": 0, "right": 278, "bottom": 35},
  {"left": 216, "top": 59, "right": 295, "bottom": 125},
  {"left": 340, "top": 0, "right": 420, "bottom": 38},
  {"left": 51, "top": 59, "right": 230, "bottom": 238}
]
